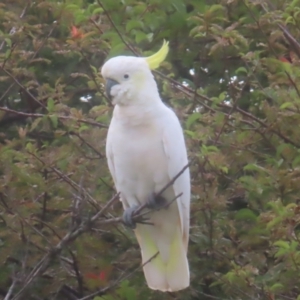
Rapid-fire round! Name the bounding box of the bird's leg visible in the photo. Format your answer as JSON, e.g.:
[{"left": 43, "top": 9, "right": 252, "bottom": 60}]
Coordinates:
[
  {"left": 147, "top": 193, "right": 167, "bottom": 210},
  {"left": 122, "top": 204, "right": 139, "bottom": 229}
]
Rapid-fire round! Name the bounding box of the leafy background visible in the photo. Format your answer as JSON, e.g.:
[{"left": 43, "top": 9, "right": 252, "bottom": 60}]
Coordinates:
[{"left": 1, "top": 0, "right": 300, "bottom": 299}]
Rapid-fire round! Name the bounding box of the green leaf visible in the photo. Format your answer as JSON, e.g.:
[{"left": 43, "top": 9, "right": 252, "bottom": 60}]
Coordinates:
[
  {"left": 184, "top": 130, "right": 196, "bottom": 138},
  {"left": 280, "top": 102, "right": 293, "bottom": 109},
  {"left": 49, "top": 115, "right": 58, "bottom": 128},
  {"left": 290, "top": 0, "right": 300, "bottom": 8},
  {"left": 108, "top": 43, "right": 126, "bottom": 58},
  {"left": 75, "top": 12, "right": 87, "bottom": 24},
  {"left": 79, "top": 125, "right": 89, "bottom": 132},
  {"left": 274, "top": 247, "right": 289, "bottom": 258},
  {"left": 205, "top": 145, "right": 219, "bottom": 152},
  {"left": 235, "top": 67, "right": 247, "bottom": 75},
  {"left": 92, "top": 7, "right": 103, "bottom": 15},
  {"left": 147, "top": 32, "right": 154, "bottom": 42},
  {"left": 286, "top": 15, "right": 296, "bottom": 25},
  {"left": 5, "top": 49, "right": 11, "bottom": 59},
  {"left": 220, "top": 166, "right": 228, "bottom": 174},
  {"left": 134, "top": 30, "right": 147, "bottom": 43},
  {"left": 26, "top": 142, "right": 33, "bottom": 152},
  {"left": 126, "top": 20, "right": 144, "bottom": 32},
  {"left": 276, "top": 143, "right": 292, "bottom": 158},
  {"left": 269, "top": 283, "right": 284, "bottom": 292},
  {"left": 208, "top": 4, "right": 224, "bottom": 14},
  {"left": 117, "top": 280, "right": 136, "bottom": 300},
  {"left": 171, "top": 0, "right": 186, "bottom": 12},
  {"left": 273, "top": 240, "right": 290, "bottom": 249},
  {"left": 65, "top": 4, "right": 80, "bottom": 11},
  {"left": 235, "top": 208, "right": 257, "bottom": 222},
  {"left": 218, "top": 91, "right": 226, "bottom": 101},
  {"left": 5, "top": 38, "right": 12, "bottom": 48},
  {"left": 90, "top": 65, "right": 98, "bottom": 74},
  {"left": 243, "top": 164, "right": 268, "bottom": 174},
  {"left": 186, "top": 112, "right": 201, "bottom": 129},
  {"left": 30, "top": 117, "right": 42, "bottom": 131},
  {"left": 47, "top": 98, "right": 55, "bottom": 113},
  {"left": 292, "top": 157, "right": 300, "bottom": 169}
]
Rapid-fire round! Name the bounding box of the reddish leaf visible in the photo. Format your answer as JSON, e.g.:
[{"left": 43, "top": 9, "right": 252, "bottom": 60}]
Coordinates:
[
  {"left": 279, "top": 57, "right": 291, "bottom": 63},
  {"left": 85, "top": 273, "right": 99, "bottom": 280},
  {"left": 99, "top": 271, "right": 107, "bottom": 281},
  {"left": 85, "top": 271, "right": 107, "bottom": 281},
  {"left": 71, "top": 26, "right": 84, "bottom": 39}
]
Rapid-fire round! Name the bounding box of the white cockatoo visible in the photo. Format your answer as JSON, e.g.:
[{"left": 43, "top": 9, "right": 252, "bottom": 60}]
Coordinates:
[{"left": 101, "top": 41, "right": 190, "bottom": 292}]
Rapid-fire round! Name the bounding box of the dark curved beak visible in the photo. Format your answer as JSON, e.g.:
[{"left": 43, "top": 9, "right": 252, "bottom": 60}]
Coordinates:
[{"left": 105, "top": 78, "right": 119, "bottom": 100}]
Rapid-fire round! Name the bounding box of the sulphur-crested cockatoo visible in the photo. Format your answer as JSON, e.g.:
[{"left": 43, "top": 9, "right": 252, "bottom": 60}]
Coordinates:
[{"left": 101, "top": 41, "right": 190, "bottom": 292}]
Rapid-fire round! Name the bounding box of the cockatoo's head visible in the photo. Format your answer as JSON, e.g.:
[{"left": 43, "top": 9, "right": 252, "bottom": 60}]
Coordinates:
[{"left": 101, "top": 41, "right": 169, "bottom": 106}]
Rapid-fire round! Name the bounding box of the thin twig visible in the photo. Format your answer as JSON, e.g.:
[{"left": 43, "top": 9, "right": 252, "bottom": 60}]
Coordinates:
[
  {"left": 96, "top": 0, "right": 138, "bottom": 55},
  {"left": 4, "top": 279, "right": 17, "bottom": 300},
  {"left": 69, "top": 131, "right": 104, "bottom": 158},
  {"left": 263, "top": 0, "right": 300, "bottom": 59},
  {"left": 68, "top": 250, "right": 84, "bottom": 297},
  {"left": 156, "top": 68, "right": 300, "bottom": 148},
  {"left": 31, "top": 23, "right": 57, "bottom": 60},
  {"left": 89, "top": 18, "right": 104, "bottom": 34},
  {"left": 11, "top": 193, "right": 120, "bottom": 300},
  {"left": 0, "top": 66, "right": 47, "bottom": 109},
  {"left": 0, "top": 106, "right": 108, "bottom": 128}
]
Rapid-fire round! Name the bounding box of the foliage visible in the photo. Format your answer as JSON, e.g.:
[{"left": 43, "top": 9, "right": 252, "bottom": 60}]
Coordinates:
[{"left": 1, "top": 0, "right": 300, "bottom": 299}]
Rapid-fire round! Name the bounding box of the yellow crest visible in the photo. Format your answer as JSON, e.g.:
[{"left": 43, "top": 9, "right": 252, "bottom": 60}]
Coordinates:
[{"left": 144, "top": 40, "right": 169, "bottom": 70}]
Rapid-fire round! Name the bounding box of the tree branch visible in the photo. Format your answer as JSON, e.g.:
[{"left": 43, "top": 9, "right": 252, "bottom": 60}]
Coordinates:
[
  {"left": 10, "top": 159, "right": 191, "bottom": 299},
  {"left": 0, "top": 106, "right": 108, "bottom": 128},
  {"left": 96, "top": 0, "right": 138, "bottom": 55}
]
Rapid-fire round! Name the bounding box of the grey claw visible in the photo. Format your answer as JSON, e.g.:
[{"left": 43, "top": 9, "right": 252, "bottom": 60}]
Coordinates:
[
  {"left": 147, "top": 194, "right": 167, "bottom": 210},
  {"left": 122, "top": 205, "right": 139, "bottom": 229}
]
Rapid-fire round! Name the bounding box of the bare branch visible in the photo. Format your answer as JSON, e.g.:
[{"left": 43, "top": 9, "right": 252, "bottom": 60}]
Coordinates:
[
  {"left": 0, "top": 66, "right": 46, "bottom": 109},
  {"left": 0, "top": 106, "right": 108, "bottom": 128},
  {"left": 69, "top": 131, "right": 104, "bottom": 158},
  {"left": 11, "top": 193, "right": 120, "bottom": 300},
  {"left": 4, "top": 278, "right": 17, "bottom": 300}
]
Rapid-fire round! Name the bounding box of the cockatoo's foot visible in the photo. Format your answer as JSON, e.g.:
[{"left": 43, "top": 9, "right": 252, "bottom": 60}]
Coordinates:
[
  {"left": 122, "top": 205, "right": 139, "bottom": 229},
  {"left": 147, "top": 194, "right": 167, "bottom": 210}
]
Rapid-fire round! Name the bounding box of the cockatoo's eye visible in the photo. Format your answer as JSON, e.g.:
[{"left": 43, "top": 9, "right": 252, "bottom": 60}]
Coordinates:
[{"left": 124, "top": 74, "right": 129, "bottom": 79}]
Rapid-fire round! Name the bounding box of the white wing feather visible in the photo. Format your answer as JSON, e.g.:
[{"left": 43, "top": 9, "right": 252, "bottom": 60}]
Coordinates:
[
  {"left": 161, "top": 108, "right": 190, "bottom": 250},
  {"left": 106, "top": 122, "right": 130, "bottom": 209}
]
